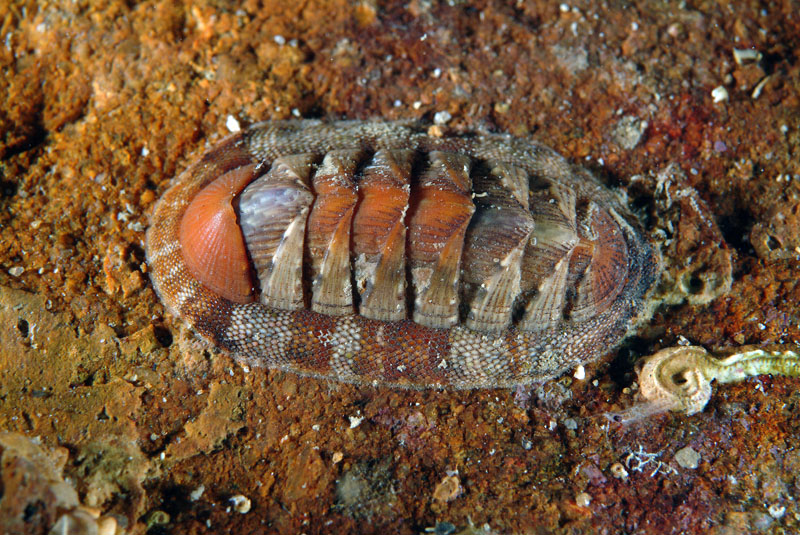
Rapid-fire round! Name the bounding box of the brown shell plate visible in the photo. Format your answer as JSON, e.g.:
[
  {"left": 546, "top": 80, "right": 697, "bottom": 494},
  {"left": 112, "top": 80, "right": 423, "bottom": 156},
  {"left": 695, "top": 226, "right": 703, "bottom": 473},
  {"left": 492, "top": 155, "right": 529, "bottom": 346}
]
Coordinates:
[{"left": 145, "top": 120, "right": 659, "bottom": 388}]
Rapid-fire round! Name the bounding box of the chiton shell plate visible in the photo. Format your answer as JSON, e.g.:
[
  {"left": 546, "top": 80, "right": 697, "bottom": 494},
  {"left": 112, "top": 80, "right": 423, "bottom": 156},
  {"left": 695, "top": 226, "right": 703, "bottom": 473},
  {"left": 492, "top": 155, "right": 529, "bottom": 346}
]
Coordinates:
[{"left": 146, "top": 120, "right": 659, "bottom": 388}]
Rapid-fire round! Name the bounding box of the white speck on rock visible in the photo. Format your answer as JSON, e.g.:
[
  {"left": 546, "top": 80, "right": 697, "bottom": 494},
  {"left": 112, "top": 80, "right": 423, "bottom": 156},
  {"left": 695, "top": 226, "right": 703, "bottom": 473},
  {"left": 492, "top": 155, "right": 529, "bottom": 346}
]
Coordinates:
[
  {"left": 433, "top": 111, "right": 452, "bottom": 125},
  {"left": 768, "top": 503, "right": 786, "bottom": 519},
  {"left": 573, "top": 365, "right": 585, "bottom": 380},
  {"left": 226, "top": 115, "right": 241, "bottom": 133},
  {"left": 349, "top": 415, "right": 364, "bottom": 428},
  {"left": 733, "top": 48, "right": 762, "bottom": 65},
  {"left": 711, "top": 86, "right": 728, "bottom": 103},
  {"left": 190, "top": 485, "right": 205, "bottom": 501}
]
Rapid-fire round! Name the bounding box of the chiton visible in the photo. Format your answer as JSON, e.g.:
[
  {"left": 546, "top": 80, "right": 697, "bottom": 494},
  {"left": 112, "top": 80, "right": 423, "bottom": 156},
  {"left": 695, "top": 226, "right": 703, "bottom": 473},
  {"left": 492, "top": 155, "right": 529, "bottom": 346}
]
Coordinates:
[{"left": 146, "top": 120, "right": 659, "bottom": 388}]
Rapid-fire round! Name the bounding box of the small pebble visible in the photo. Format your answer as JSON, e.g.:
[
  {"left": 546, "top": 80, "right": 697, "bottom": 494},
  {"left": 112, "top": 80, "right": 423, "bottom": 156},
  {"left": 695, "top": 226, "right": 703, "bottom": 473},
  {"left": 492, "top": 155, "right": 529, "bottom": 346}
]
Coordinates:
[
  {"left": 575, "top": 492, "right": 591, "bottom": 507},
  {"left": 674, "top": 446, "right": 701, "bottom": 469},
  {"left": 225, "top": 115, "right": 241, "bottom": 133},
  {"left": 733, "top": 48, "right": 761, "bottom": 65},
  {"left": 349, "top": 415, "right": 364, "bottom": 428},
  {"left": 432, "top": 474, "right": 462, "bottom": 503},
  {"left": 711, "top": 86, "right": 728, "bottom": 103},
  {"left": 97, "top": 516, "right": 118, "bottom": 535},
  {"left": 427, "top": 125, "right": 444, "bottom": 137},
  {"left": 573, "top": 365, "right": 585, "bottom": 380},
  {"left": 611, "top": 116, "right": 647, "bottom": 150},
  {"left": 8, "top": 266, "right": 24, "bottom": 277},
  {"left": 768, "top": 503, "right": 786, "bottom": 519},
  {"left": 190, "top": 484, "right": 205, "bottom": 501},
  {"left": 433, "top": 111, "right": 452, "bottom": 125},
  {"left": 494, "top": 102, "right": 510, "bottom": 114}
]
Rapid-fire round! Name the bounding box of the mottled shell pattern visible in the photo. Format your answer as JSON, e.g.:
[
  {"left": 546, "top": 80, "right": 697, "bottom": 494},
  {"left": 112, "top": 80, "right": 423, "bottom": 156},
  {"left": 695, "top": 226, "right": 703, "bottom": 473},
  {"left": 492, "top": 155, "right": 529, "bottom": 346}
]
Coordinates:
[{"left": 146, "top": 120, "right": 658, "bottom": 388}]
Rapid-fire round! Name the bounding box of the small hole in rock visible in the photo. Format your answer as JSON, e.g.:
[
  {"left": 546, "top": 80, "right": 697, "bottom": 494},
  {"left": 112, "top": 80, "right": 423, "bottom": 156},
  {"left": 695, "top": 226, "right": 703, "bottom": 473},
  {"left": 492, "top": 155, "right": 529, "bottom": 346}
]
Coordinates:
[
  {"left": 17, "top": 318, "right": 29, "bottom": 337},
  {"left": 686, "top": 275, "right": 705, "bottom": 295},
  {"left": 153, "top": 326, "right": 173, "bottom": 348},
  {"left": 672, "top": 372, "right": 689, "bottom": 386},
  {"left": 765, "top": 234, "right": 782, "bottom": 251},
  {"left": 23, "top": 502, "right": 41, "bottom": 522},
  {"left": 1, "top": 178, "right": 18, "bottom": 198}
]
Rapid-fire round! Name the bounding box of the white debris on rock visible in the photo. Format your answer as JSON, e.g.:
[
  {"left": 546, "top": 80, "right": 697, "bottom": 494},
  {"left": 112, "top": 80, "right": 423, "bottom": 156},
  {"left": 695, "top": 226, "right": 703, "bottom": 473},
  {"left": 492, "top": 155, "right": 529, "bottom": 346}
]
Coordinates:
[
  {"left": 711, "top": 86, "right": 728, "bottom": 103},
  {"left": 226, "top": 115, "right": 241, "bottom": 133},
  {"left": 229, "top": 494, "right": 252, "bottom": 514}
]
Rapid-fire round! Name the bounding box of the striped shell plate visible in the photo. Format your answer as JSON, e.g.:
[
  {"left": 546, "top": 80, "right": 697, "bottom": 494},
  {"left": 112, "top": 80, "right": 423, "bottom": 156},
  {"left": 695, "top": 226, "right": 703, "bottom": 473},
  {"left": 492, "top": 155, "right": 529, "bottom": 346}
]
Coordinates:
[{"left": 146, "top": 120, "right": 659, "bottom": 388}]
